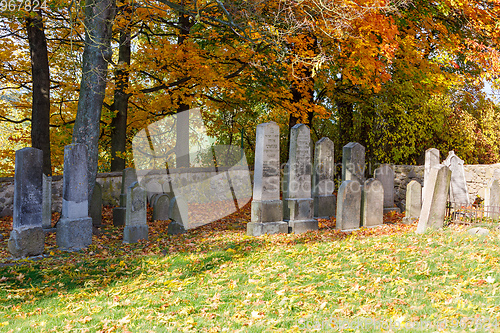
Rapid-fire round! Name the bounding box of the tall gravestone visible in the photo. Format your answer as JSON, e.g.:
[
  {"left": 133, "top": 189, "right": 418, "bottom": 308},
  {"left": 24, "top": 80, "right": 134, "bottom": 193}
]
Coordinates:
[
  {"left": 153, "top": 194, "right": 171, "bottom": 221},
  {"left": 8, "top": 148, "right": 45, "bottom": 258},
  {"left": 342, "top": 142, "right": 365, "bottom": 183},
  {"left": 402, "top": 180, "right": 422, "bottom": 224},
  {"left": 42, "top": 174, "right": 53, "bottom": 230},
  {"left": 113, "top": 168, "right": 137, "bottom": 226},
  {"left": 485, "top": 178, "right": 500, "bottom": 219},
  {"left": 90, "top": 182, "right": 103, "bottom": 227},
  {"left": 167, "top": 196, "right": 189, "bottom": 235},
  {"left": 336, "top": 180, "right": 361, "bottom": 231},
  {"left": 247, "top": 122, "right": 288, "bottom": 236},
  {"left": 416, "top": 165, "right": 451, "bottom": 233},
  {"left": 361, "top": 178, "right": 384, "bottom": 228},
  {"left": 56, "top": 144, "right": 93, "bottom": 250},
  {"left": 443, "top": 151, "right": 470, "bottom": 206},
  {"left": 123, "top": 182, "right": 148, "bottom": 243},
  {"left": 374, "top": 164, "right": 400, "bottom": 214},
  {"left": 283, "top": 124, "right": 318, "bottom": 234},
  {"left": 423, "top": 148, "right": 440, "bottom": 203},
  {"left": 312, "top": 137, "right": 336, "bottom": 218}
]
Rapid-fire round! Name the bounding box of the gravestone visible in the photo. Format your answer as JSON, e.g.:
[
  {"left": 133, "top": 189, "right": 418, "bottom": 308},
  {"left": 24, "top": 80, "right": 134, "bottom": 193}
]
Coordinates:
[
  {"left": 342, "top": 142, "right": 365, "bottom": 183},
  {"left": 312, "top": 137, "right": 336, "bottom": 218},
  {"left": 416, "top": 165, "right": 452, "bottom": 233},
  {"left": 42, "top": 174, "right": 53, "bottom": 230},
  {"left": 336, "top": 180, "right": 361, "bottom": 231},
  {"left": 374, "top": 164, "right": 400, "bottom": 214},
  {"left": 361, "top": 178, "right": 384, "bottom": 228},
  {"left": 402, "top": 180, "right": 422, "bottom": 224},
  {"left": 247, "top": 122, "right": 288, "bottom": 236},
  {"left": 443, "top": 151, "right": 470, "bottom": 206},
  {"left": 90, "top": 182, "right": 103, "bottom": 227},
  {"left": 113, "top": 168, "right": 137, "bottom": 226},
  {"left": 152, "top": 194, "right": 171, "bottom": 221},
  {"left": 56, "top": 144, "right": 93, "bottom": 250},
  {"left": 168, "top": 196, "right": 189, "bottom": 235},
  {"left": 8, "top": 148, "right": 45, "bottom": 258},
  {"left": 423, "top": 148, "right": 440, "bottom": 203},
  {"left": 283, "top": 124, "right": 318, "bottom": 234},
  {"left": 123, "top": 182, "right": 148, "bottom": 243},
  {"left": 485, "top": 178, "right": 500, "bottom": 219}
]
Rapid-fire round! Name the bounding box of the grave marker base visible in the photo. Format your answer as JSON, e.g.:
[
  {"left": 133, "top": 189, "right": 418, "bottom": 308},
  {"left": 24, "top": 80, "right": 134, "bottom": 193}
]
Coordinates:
[
  {"left": 251, "top": 200, "right": 283, "bottom": 223},
  {"left": 288, "top": 220, "right": 318, "bottom": 234},
  {"left": 123, "top": 225, "right": 149, "bottom": 243},
  {"left": 8, "top": 226, "right": 45, "bottom": 258},
  {"left": 56, "top": 217, "right": 92, "bottom": 251},
  {"left": 313, "top": 195, "right": 336, "bottom": 219},
  {"left": 167, "top": 221, "right": 186, "bottom": 235},
  {"left": 247, "top": 221, "right": 288, "bottom": 236}
]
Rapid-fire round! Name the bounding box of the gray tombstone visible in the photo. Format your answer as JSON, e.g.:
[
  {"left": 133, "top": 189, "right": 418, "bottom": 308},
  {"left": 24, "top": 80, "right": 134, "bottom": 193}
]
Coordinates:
[
  {"left": 416, "top": 165, "right": 452, "bottom": 233},
  {"left": 123, "top": 182, "right": 148, "bottom": 243},
  {"left": 361, "top": 178, "right": 384, "bottom": 228},
  {"left": 167, "top": 196, "right": 189, "bottom": 235},
  {"left": 342, "top": 142, "right": 365, "bottom": 183},
  {"left": 402, "top": 180, "right": 422, "bottom": 224},
  {"left": 423, "top": 148, "right": 440, "bottom": 203},
  {"left": 90, "top": 182, "right": 103, "bottom": 227},
  {"left": 312, "top": 137, "right": 336, "bottom": 218},
  {"left": 152, "top": 194, "right": 171, "bottom": 221},
  {"left": 247, "top": 122, "right": 288, "bottom": 236},
  {"left": 42, "top": 174, "right": 53, "bottom": 230},
  {"left": 113, "top": 168, "right": 138, "bottom": 226},
  {"left": 56, "top": 144, "right": 93, "bottom": 250},
  {"left": 8, "top": 148, "right": 45, "bottom": 258},
  {"left": 485, "top": 178, "right": 500, "bottom": 219},
  {"left": 443, "top": 151, "right": 470, "bottom": 206},
  {"left": 374, "top": 164, "right": 400, "bottom": 214},
  {"left": 283, "top": 124, "right": 318, "bottom": 234},
  {"left": 336, "top": 180, "right": 362, "bottom": 231}
]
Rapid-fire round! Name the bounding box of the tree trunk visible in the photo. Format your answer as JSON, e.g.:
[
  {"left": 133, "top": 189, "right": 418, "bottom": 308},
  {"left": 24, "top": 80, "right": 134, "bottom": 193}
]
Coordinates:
[
  {"left": 27, "top": 11, "right": 51, "bottom": 176},
  {"left": 72, "top": 0, "right": 116, "bottom": 204},
  {"left": 336, "top": 99, "right": 354, "bottom": 147},
  {"left": 110, "top": 28, "right": 131, "bottom": 172}
]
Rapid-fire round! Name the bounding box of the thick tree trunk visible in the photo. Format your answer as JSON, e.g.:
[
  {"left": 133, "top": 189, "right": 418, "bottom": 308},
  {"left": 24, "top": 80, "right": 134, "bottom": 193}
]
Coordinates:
[
  {"left": 336, "top": 99, "right": 354, "bottom": 147},
  {"left": 110, "top": 29, "right": 131, "bottom": 172},
  {"left": 27, "top": 11, "right": 51, "bottom": 176},
  {"left": 72, "top": 0, "right": 116, "bottom": 204}
]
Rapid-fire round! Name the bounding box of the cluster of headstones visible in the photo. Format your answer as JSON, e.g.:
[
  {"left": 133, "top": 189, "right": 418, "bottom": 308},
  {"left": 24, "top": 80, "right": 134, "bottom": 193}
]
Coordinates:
[{"left": 247, "top": 122, "right": 398, "bottom": 236}]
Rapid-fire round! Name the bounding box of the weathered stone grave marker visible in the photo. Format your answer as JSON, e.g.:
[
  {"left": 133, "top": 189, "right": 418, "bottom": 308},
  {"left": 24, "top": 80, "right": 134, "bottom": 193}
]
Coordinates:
[
  {"left": 113, "top": 168, "right": 137, "bottom": 226},
  {"left": 312, "top": 137, "right": 336, "bottom": 218},
  {"left": 402, "top": 180, "right": 422, "bottom": 224},
  {"left": 168, "top": 196, "right": 189, "bottom": 235},
  {"left": 336, "top": 180, "right": 362, "bottom": 231},
  {"left": 247, "top": 122, "right": 287, "bottom": 236},
  {"left": 374, "top": 164, "right": 400, "bottom": 214},
  {"left": 423, "top": 148, "right": 440, "bottom": 203},
  {"left": 283, "top": 124, "right": 318, "bottom": 234},
  {"left": 361, "top": 178, "right": 384, "bottom": 227},
  {"left": 485, "top": 178, "right": 500, "bottom": 219},
  {"left": 443, "top": 151, "right": 470, "bottom": 206},
  {"left": 56, "top": 144, "right": 93, "bottom": 250},
  {"left": 342, "top": 142, "right": 365, "bottom": 183},
  {"left": 416, "top": 165, "right": 451, "bottom": 233},
  {"left": 42, "top": 174, "right": 53, "bottom": 230},
  {"left": 90, "top": 182, "right": 103, "bottom": 227},
  {"left": 8, "top": 148, "right": 45, "bottom": 258},
  {"left": 152, "top": 193, "right": 171, "bottom": 221},
  {"left": 123, "top": 182, "right": 148, "bottom": 243}
]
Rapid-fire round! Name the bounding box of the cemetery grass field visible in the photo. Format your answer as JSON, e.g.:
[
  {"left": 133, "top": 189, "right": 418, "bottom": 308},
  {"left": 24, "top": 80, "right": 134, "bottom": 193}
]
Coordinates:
[{"left": 0, "top": 206, "right": 500, "bottom": 332}]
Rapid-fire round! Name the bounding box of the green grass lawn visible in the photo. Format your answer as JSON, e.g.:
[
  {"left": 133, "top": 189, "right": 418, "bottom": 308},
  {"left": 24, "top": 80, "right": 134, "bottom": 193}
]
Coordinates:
[{"left": 0, "top": 207, "right": 500, "bottom": 332}]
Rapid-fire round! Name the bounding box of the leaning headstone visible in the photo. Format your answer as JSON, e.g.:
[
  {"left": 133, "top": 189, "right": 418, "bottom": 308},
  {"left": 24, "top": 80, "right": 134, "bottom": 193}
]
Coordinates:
[
  {"left": 402, "top": 180, "right": 422, "bottom": 224},
  {"left": 361, "top": 178, "right": 383, "bottom": 228},
  {"left": 123, "top": 182, "right": 148, "bottom": 243},
  {"left": 56, "top": 144, "right": 93, "bottom": 250},
  {"left": 8, "top": 148, "right": 45, "bottom": 258},
  {"left": 423, "top": 148, "right": 440, "bottom": 203},
  {"left": 90, "top": 182, "right": 103, "bottom": 227},
  {"left": 342, "top": 142, "right": 365, "bottom": 183},
  {"left": 113, "top": 168, "right": 137, "bottom": 226},
  {"left": 443, "top": 151, "right": 470, "bottom": 207},
  {"left": 42, "top": 174, "right": 53, "bottom": 230},
  {"left": 247, "top": 122, "right": 288, "bottom": 236},
  {"left": 416, "top": 165, "right": 452, "bottom": 233},
  {"left": 152, "top": 194, "right": 171, "bottom": 221},
  {"left": 167, "top": 196, "right": 189, "bottom": 235},
  {"left": 283, "top": 124, "right": 318, "bottom": 234},
  {"left": 312, "top": 137, "right": 336, "bottom": 218},
  {"left": 336, "top": 180, "right": 361, "bottom": 231},
  {"left": 374, "top": 164, "right": 400, "bottom": 214},
  {"left": 485, "top": 178, "right": 500, "bottom": 219}
]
